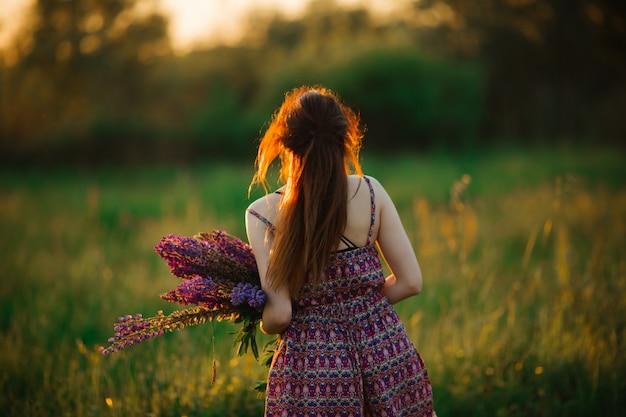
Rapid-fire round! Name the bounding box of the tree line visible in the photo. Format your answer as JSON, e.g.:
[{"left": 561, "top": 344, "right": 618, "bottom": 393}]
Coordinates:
[{"left": 1, "top": 0, "right": 624, "bottom": 166}]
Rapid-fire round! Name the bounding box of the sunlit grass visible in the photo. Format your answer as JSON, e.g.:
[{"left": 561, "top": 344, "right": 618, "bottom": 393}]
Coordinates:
[
  {"left": 1, "top": 147, "right": 624, "bottom": 416},
  {"left": 401, "top": 171, "right": 626, "bottom": 416}
]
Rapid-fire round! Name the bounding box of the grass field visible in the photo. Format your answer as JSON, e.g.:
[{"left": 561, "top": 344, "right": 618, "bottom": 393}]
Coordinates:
[{"left": 1, "top": 147, "right": 625, "bottom": 416}]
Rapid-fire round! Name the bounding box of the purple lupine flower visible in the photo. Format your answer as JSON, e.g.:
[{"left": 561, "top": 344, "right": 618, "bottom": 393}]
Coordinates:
[
  {"left": 160, "top": 276, "right": 230, "bottom": 310},
  {"left": 248, "top": 288, "right": 266, "bottom": 308},
  {"left": 197, "top": 230, "right": 259, "bottom": 274},
  {"left": 176, "top": 276, "right": 217, "bottom": 304},
  {"left": 156, "top": 233, "right": 259, "bottom": 285},
  {"left": 230, "top": 282, "right": 254, "bottom": 306},
  {"left": 155, "top": 235, "right": 209, "bottom": 278},
  {"left": 100, "top": 307, "right": 222, "bottom": 355},
  {"left": 101, "top": 312, "right": 158, "bottom": 355},
  {"left": 230, "top": 282, "right": 266, "bottom": 308},
  {"left": 103, "top": 230, "right": 266, "bottom": 358}
]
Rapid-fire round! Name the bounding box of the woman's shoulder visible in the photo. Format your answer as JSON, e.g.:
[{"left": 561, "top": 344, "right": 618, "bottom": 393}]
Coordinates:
[
  {"left": 248, "top": 193, "right": 277, "bottom": 211},
  {"left": 247, "top": 195, "right": 267, "bottom": 211},
  {"left": 347, "top": 173, "right": 380, "bottom": 184},
  {"left": 348, "top": 174, "right": 385, "bottom": 194},
  {"left": 246, "top": 191, "right": 283, "bottom": 222},
  {"left": 359, "top": 174, "right": 394, "bottom": 207}
]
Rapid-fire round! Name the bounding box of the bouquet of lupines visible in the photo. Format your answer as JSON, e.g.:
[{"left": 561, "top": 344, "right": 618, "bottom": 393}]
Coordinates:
[{"left": 100, "top": 230, "right": 267, "bottom": 360}]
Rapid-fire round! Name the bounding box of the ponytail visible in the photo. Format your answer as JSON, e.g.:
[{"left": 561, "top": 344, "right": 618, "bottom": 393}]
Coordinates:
[{"left": 250, "top": 86, "right": 363, "bottom": 295}]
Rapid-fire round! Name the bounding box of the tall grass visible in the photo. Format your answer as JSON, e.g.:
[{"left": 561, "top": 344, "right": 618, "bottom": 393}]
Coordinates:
[{"left": 1, "top": 148, "right": 624, "bottom": 416}]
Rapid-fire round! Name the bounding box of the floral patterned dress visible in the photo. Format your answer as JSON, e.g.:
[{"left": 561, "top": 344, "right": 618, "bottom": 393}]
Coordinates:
[{"left": 249, "top": 177, "right": 435, "bottom": 417}]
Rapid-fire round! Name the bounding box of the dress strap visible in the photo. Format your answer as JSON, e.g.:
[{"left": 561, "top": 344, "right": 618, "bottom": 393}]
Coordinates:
[
  {"left": 340, "top": 235, "right": 358, "bottom": 249},
  {"left": 364, "top": 176, "right": 376, "bottom": 246},
  {"left": 248, "top": 209, "right": 276, "bottom": 232}
]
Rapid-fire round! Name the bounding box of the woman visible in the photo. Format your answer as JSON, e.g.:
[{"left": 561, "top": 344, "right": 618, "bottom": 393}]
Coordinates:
[{"left": 246, "top": 86, "right": 435, "bottom": 416}]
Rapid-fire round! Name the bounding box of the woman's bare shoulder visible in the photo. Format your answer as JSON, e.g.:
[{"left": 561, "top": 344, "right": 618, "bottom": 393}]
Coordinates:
[
  {"left": 357, "top": 175, "right": 388, "bottom": 197},
  {"left": 347, "top": 173, "right": 383, "bottom": 188},
  {"left": 246, "top": 192, "right": 282, "bottom": 218}
]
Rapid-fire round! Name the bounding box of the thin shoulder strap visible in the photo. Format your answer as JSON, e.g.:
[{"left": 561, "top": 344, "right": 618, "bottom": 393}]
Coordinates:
[
  {"left": 364, "top": 176, "right": 376, "bottom": 246},
  {"left": 248, "top": 190, "right": 283, "bottom": 232},
  {"left": 340, "top": 235, "right": 358, "bottom": 249},
  {"left": 248, "top": 209, "right": 276, "bottom": 233}
]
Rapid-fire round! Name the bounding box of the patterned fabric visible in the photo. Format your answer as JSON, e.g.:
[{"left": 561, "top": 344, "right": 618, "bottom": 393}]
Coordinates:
[
  {"left": 249, "top": 208, "right": 276, "bottom": 233},
  {"left": 250, "top": 177, "right": 435, "bottom": 417}
]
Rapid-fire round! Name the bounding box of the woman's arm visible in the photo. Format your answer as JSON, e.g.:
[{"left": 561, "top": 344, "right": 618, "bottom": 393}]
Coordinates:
[
  {"left": 371, "top": 178, "right": 423, "bottom": 304},
  {"left": 259, "top": 284, "right": 292, "bottom": 335},
  {"left": 245, "top": 204, "right": 292, "bottom": 335}
]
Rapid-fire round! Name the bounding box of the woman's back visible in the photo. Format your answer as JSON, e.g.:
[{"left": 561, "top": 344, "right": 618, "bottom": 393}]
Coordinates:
[
  {"left": 339, "top": 175, "right": 378, "bottom": 249},
  {"left": 258, "top": 176, "right": 436, "bottom": 416},
  {"left": 245, "top": 85, "right": 435, "bottom": 416}
]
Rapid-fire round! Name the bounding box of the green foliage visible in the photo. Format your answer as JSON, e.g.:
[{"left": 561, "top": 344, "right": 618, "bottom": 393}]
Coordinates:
[
  {"left": 187, "top": 80, "right": 260, "bottom": 159},
  {"left": 1, "top": 148, "right": 625, "bottom": 416},
  {"left": 329, "top": 48, "right": 484, "bottom": 149},
  {"left": 5, "top": 0, "right": 623, "bottom": 165},
  {"left": 242, "top": 47, "right": 484, "bottom": 151},
  {"left": 189, "top": 45, "right": 484, "bottom": 156}
]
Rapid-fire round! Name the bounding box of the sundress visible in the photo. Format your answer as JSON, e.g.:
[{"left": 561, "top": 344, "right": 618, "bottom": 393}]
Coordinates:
[{"left": 249, "top": 176, "right": 435, "bottom": 417}]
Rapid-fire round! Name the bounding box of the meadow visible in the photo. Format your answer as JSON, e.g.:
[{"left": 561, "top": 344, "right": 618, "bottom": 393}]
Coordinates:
[{"left": 1, "top": 147, "right": 625, "bottom": 417}]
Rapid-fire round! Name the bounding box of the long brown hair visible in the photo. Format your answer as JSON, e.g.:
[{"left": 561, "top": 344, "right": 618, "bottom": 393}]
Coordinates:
[{"left": 250, "top": 85, "right": 364, "bottom": 295}]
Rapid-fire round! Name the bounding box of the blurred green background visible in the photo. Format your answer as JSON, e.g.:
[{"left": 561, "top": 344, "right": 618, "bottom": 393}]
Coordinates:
[
  {"left": 2, "top": 0, "right": 625, "bottom": 164},
  {"left": 1, "top": 1, "right": 625, "bottom": 416}
]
